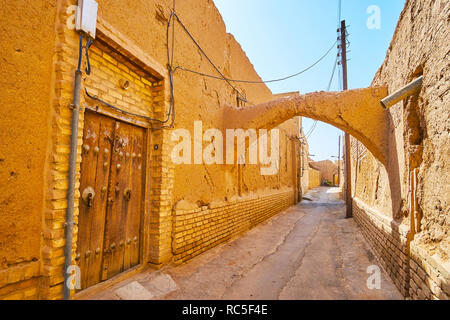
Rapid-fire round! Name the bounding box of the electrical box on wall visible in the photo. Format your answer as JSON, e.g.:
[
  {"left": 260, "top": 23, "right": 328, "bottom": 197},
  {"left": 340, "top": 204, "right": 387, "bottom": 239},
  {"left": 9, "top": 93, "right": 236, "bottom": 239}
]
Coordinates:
[{"left": 75, "top": 0, "right": 98, "bottom": 39}]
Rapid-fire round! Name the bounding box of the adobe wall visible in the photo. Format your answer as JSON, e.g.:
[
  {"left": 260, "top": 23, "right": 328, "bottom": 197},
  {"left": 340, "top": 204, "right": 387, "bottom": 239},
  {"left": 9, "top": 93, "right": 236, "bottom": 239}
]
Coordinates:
[
  {"left": 310, "top": 160, "right": 338, "bottom": 185},
  {"left": 299, "top": 128, "right": 310, "bottom": 194},
  {"left": 352, "top": 0, "right": 449, "bottom": 299},
  {"left": 172, "top": 189, "right": 294, "bottom": 263},
  {"left": 0, "top": 0, "right": 58, "bottom": 299},
  {"left": 0, "top": 0, "right": 302, "bottom": 299},
  {"left": 308, "top": 168, "right": 321, "bottom": 190},
  {"left": 96, "top": 0, "right": 300, "bottom": 205}
]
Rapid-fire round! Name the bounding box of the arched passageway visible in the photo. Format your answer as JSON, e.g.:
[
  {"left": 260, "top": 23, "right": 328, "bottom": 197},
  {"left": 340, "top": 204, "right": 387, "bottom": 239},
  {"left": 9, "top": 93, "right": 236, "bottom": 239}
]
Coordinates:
[{"left": 224, "top": 87, "right": 388, "bottom": 165}]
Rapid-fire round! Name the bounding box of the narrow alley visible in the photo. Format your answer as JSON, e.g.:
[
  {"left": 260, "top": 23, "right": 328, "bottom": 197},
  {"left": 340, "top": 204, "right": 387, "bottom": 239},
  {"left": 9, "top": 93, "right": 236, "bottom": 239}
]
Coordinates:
[
  {"left": 87, "top": 187, "right": 402, "bottom": 300},
  {"left": 1, "top": 0, "right": 449, "bottom": 305}
]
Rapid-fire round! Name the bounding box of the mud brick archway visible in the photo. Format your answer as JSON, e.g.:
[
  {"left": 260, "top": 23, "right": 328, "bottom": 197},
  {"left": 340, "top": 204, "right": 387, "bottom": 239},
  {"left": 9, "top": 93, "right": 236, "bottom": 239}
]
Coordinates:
[{"left": 224, "top": 87, "right": 388, "bottom": 165}]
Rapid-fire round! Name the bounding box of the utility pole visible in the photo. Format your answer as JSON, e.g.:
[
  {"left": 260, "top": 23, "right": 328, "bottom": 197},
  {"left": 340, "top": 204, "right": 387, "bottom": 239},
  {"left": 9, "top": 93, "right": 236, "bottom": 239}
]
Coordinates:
[
  {"left": 339, "top": 20, "right": 353, "bottom": 218},
  {"left": 337, "top": 135, "right": 341, "bottom": 186}
]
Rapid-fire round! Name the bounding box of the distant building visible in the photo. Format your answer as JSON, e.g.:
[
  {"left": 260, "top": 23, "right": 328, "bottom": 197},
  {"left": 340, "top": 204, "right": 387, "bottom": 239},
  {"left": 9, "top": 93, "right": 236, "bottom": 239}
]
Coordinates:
[{"left": 310, "top": 160, "right": 338, "bottom": 186}]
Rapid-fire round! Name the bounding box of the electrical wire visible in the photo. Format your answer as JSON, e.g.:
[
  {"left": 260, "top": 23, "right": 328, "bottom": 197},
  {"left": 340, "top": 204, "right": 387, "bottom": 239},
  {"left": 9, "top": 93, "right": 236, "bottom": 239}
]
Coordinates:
[
  {"left": 84, "top": 88, "right": 171, "bottom": 122},
  {"left": 77, "top": 34, "right": 83, "bottom": 72},
  {"left": 171, "top": 12, "right": 246, "bottom": 100},
  {"left": 303, "top": 52, "right": 339, "bottom": 140},
  {"left": 174, "top": 40, "right": 338, "bottom": 84},
  {"left": 170, "top": 11, "right": 336, "bottom": 105},
  {"left": 85, "top": 38, "right": 93, "bottom": 75},
  {"left": 82, "top": 1, "right": 340, "bottom": 130},
  {"left": 82, "top": 6, "right": 178, "bottom": 128},
  {"left": 305, "top": 121, "right": 318, "bottom": 139},
  {"left": 327, "top": 54, "right": 338, "bottom": 92},
  {"left": 306, "top": 0, "right": 343, "bottom": 141}
]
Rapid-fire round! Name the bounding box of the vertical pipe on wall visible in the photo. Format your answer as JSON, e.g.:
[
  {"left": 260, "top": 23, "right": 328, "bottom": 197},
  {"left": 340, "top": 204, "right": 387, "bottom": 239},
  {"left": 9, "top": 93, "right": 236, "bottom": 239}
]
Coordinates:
[
  {"left": 64, "top": 69, "right": 82, "bottom": 300},
  {"left": 409, "top": 169, "right": 416, "bottom": 236}
]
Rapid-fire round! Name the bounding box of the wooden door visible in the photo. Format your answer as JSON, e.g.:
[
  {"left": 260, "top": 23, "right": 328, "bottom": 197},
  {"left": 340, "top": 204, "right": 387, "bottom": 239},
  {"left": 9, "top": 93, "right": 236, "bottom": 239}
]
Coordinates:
[
  {"left": 77, "top": 111, "right": 114, "bottom": 289},
  {"left": 77, "top": 111, "right": 145, "bottom": 290},
  {"left": 101, "top": 120, "right": 145, "bottom": 280}
]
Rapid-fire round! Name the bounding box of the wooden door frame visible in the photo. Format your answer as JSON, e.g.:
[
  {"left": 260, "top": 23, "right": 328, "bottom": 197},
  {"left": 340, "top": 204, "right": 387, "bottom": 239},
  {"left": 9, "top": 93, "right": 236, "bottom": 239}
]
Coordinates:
[
  {"left": 39, "top": 14, "right": 175, "bottom": 299},
  {"left": 73, "top": 22, "right": 169, "bottom": 297},
  {"left": 74, "top": 109, "right": 152, "bottom": 299}
]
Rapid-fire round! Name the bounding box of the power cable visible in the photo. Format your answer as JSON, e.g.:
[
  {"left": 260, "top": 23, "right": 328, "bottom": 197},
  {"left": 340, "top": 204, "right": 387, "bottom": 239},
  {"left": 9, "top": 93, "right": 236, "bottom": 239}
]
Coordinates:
[
  {"left": 307, "top": 0, "right": 343, "bottom": 141},
  {"left": 84, "top": 88, "right": 172, "bottom": 122},
  {"left": 77, "top": 34, "right": 83, "bottom": 72},
  {"left": 82, "top": 5, "right": 178, "bottom": 128},
  {"left": 85, "top": 38, "right": 93, "bottom": 75},
  {"left": 304, "top": 52, "right": 339, "bottom": 140},
  {"left": 171, "top": 12, "right": 246, "bottom": 100},
  {"left": 82, "top": 2, "right": 338, "bottom": 130},
  {"left": 173, "top": 40, "right": 337, "bottom": 84}
]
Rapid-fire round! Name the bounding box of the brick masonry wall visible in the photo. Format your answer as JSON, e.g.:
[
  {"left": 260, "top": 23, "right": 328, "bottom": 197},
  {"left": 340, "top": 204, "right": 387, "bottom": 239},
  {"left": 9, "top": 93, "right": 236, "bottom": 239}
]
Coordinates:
[
  {"left": 353, "top": 198, "right": 410, "bottom": 297},
  {"left": 85, "top": 43, "right": 156, "bottom": 117},
  {"left": 350, "top": 0, "right": 450, "bottom": 301},
  {"left": 0, "top": 262, "right": 40, "bottom": 300},
  {"left": 0, "top": 0, "right": 299, "bottom": 300},
  {"left": 172, "top": 189, "right": 295, "bottom": 264},
  {"left": 409, "top": 243, "right": 450, "bottom": 300},
  {"left": 353, "top": 198, "right": 449, "bottom": 299},
  {"left": 35, "top": 1, "right": 174, "bottom": 299}
]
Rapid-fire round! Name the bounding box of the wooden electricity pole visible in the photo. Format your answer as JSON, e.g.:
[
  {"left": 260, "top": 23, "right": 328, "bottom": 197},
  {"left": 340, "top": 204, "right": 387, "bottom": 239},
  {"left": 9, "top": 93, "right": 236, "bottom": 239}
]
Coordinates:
[
  {"left": 337, "top": 135, "right": 341, "bottom": 186},
  {"left": 340, "top": 20, "right": 353, "bottom": 218}
]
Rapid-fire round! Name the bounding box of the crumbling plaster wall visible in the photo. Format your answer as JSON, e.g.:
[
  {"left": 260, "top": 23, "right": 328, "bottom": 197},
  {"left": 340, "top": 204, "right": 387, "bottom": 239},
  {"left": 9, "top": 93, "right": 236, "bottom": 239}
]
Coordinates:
[
  {"left": 0, "top": 0, "right": 302, "bottom": 299},
  {"left": 98, "top": 0, "right": 300, "bottom": 206},
  {"left": 352, "top": 0, "right": 449, "bottom": 262}
]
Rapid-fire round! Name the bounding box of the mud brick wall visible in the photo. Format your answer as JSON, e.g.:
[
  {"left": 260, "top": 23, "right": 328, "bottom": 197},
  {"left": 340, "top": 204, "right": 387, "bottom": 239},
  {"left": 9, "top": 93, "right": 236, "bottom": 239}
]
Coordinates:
[
  {"left": 354, "top": 199, "right": 450, "bottom": 299},
  {"left": 85, "top": 43, "right": 158, "bottom": 117},
  {"left": 0, "top": 0, "right": 59, "bottom": 300},
  {"left": 0, "top": 0, "right": 300, "bottom": 299},
  {"left": 0, "top": 262, "right": 40, "bottom": 300},
  {"left": 350, "top": 0, "right": 450, "bottom": 300},
  {"left": 353, "top": 199, "right": 410, "bottom": 297},
  {"left": 409, "top": 244, "right": 450, "bottom": 300},
  {"left": 172, "top": 189, "right": 295, "bottom": 264},
  {"left": 308, "top": 168, "right": 321, "bottom": 190}
]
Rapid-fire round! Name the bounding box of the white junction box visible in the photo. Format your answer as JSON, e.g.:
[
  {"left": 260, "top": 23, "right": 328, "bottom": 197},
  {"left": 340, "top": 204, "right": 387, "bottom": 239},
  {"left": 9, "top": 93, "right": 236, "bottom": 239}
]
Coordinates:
[{"left": 75, "top": 0, "right": 98, "bottom": 39}]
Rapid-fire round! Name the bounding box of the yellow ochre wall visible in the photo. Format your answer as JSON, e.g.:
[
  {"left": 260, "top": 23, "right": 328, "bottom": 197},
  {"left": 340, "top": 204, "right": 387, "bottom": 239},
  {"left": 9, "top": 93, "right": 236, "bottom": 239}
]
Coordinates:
[
  {"left": 351, "top": 0, "right": 450, "bottom": 299},
  {"left": 0, "top": 0, "right": 58, "bottom": 299},
  {"left": 0, "top": 0, "right": 303, "bottom": 299},
  {"left": 308, "top": 168, "right": 321, "bottom": 190}
]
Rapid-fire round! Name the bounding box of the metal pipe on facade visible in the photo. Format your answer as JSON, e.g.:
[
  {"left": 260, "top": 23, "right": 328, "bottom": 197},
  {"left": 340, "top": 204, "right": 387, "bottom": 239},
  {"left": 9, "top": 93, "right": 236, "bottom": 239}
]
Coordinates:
[
  {"left": 380, "top": 76, "right": 423, "bottom": 109},
  {"left": 409, "top": 169, "right": 417, "bottom": 236},
  {"left": 64, "top": 69, "right": 82, "bottom": 300}
]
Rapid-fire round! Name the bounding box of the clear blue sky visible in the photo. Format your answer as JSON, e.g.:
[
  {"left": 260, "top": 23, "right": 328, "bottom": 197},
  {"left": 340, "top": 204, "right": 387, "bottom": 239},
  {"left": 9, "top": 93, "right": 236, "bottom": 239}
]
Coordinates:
[{"left": 214, "top": 0, "right": 405, "bottom": 161}]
